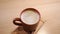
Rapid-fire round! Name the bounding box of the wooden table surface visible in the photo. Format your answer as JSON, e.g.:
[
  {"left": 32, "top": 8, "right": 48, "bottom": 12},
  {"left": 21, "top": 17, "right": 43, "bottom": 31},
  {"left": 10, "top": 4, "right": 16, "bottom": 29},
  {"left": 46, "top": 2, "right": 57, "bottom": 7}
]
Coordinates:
[
  {"left": 11, "top": 26, "right": 35, "bottom": 34},
  {"left": 0, "top": 0, "right": 60, "bottom": 34}
]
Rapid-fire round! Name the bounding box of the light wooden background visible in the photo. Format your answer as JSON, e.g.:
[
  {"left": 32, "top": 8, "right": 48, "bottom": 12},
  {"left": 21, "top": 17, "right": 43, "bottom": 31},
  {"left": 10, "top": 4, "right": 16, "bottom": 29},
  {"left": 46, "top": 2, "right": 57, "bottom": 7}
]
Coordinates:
[{"left": 0, "top": 0, "right": 60, "bottom": 34}]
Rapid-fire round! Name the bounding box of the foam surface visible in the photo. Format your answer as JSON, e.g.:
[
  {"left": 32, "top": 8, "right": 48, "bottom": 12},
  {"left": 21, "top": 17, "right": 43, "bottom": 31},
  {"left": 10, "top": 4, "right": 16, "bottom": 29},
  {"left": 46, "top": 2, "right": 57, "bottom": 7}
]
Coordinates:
[{"left": 21, "top": 10, "right": 40, "bottom": 25}]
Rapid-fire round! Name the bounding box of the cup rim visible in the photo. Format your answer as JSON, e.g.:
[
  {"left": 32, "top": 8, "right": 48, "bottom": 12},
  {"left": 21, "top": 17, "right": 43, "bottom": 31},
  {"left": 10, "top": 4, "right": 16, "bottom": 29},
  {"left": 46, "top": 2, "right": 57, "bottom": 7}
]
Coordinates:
[{"left": 20, "top": 8, "right": 41, "bottom": 25}]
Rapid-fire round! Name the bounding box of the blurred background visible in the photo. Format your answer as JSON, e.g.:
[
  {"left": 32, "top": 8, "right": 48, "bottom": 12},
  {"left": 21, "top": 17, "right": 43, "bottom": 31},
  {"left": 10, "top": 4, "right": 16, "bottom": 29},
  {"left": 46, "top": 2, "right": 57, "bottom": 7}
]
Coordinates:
[{"left": 0, "top": 0, "right": 60, "bottom": 34}]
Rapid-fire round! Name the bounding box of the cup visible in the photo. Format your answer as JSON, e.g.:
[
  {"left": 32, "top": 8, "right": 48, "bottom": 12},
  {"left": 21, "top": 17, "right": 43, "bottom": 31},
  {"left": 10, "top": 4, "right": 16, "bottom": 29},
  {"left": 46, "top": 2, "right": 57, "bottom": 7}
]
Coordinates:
[{"left": 13, "top": 8, "right": 41, "bottom": 33}]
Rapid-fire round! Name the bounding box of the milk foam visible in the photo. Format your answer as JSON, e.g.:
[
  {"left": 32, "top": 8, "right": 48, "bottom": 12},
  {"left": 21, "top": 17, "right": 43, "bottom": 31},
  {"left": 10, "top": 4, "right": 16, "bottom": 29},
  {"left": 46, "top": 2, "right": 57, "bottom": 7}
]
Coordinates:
[{"left": 21, "top": 10, "right": 40, "bottom": 25}]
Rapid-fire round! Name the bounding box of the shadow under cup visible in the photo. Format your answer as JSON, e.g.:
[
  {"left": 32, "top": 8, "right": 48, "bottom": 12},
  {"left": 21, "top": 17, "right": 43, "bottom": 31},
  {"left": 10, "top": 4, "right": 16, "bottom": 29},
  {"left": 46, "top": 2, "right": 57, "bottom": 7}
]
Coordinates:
[{"left": 13, "top": 8, "right": 41, "bottom": 33}]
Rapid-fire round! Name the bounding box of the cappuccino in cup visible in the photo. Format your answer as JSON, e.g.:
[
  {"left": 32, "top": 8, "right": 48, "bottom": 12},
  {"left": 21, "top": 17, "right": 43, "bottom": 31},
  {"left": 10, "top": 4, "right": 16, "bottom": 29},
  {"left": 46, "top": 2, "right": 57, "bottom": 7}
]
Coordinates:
[
  {"left": 13, "top": 8, "right": 41, "bottom": 34},
  {"left": 21, "top": 10, "right": 40, "bottom": 25}
]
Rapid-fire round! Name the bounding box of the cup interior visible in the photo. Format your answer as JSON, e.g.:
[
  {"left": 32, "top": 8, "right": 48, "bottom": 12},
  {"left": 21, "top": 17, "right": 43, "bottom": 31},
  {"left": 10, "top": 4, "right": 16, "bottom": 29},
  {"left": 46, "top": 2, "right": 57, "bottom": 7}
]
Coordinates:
[{"left": 20, "top": 8, "right": 40, "bottom": 25}]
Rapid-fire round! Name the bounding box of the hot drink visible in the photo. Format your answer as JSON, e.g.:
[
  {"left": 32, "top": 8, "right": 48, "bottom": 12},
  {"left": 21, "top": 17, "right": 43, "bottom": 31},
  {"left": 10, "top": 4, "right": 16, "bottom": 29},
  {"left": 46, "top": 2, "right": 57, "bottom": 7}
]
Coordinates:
[
  {"left": 13, "top": 8, "right": 41, "bottom": 34},
  {"left": 21, "top": 10, "right": 40, "bottom": 25}
]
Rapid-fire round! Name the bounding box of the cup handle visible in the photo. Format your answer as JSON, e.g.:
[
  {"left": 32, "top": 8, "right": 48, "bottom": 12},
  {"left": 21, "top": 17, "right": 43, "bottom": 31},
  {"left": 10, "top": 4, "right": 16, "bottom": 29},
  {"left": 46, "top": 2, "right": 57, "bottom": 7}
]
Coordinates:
[{"left": 13, "top": 18, "right": 23, "bottom": 26}]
